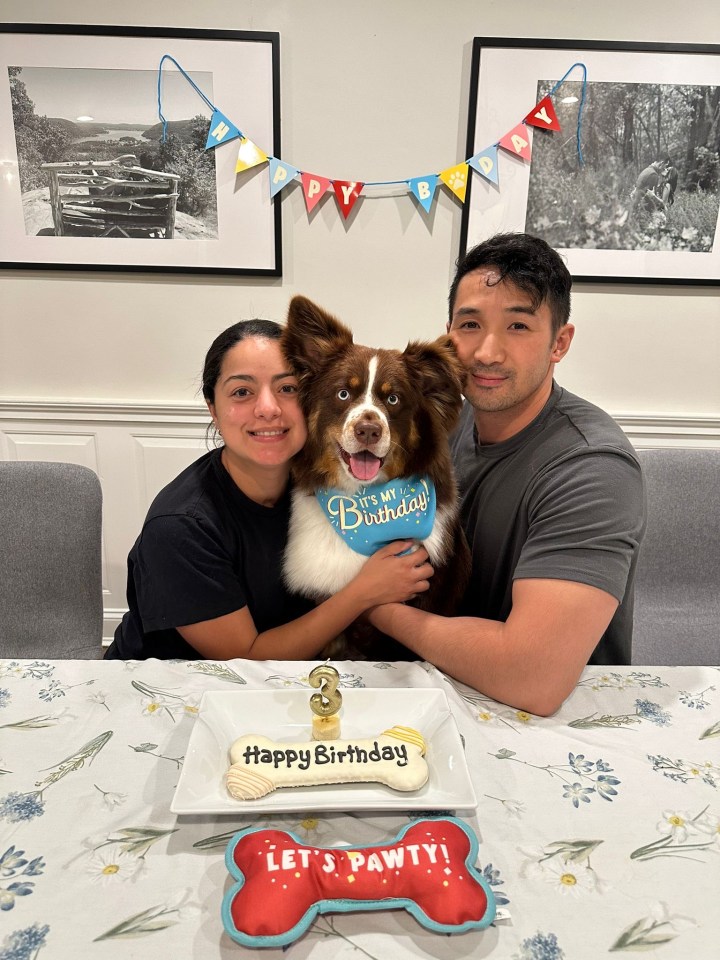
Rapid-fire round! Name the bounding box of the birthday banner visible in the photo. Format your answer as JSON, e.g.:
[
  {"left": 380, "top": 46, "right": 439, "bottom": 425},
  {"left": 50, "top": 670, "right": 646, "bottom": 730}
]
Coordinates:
[{"left": 157, "top": 55, "right": 586, "bottom": 223}]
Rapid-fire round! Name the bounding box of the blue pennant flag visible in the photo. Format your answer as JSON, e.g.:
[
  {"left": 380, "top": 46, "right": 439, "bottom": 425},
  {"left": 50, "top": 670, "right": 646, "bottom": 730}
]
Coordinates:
[
  {"left": 269, "top": 158, "right": 300, "bottom": 198},
  {"left": 407, "top": 175, "right": 439, "bottom": 214},
  {"left": 468, "top": 146, "right": 499, "bottom": 185},
  {"left": 315, "top": 476, "right": 436, "bottom": 556},
  {"left": 205, "top": 109, "right": 242, "bottom": 150}
]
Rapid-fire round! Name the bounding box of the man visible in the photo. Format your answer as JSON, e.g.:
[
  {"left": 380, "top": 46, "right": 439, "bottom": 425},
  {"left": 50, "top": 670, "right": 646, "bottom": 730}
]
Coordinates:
[
  {"left": 631, "top": 158, "right": 670, "bottom": 214},
  {"left": 370, "top": 233, "right": 645, "bottom": 715}
]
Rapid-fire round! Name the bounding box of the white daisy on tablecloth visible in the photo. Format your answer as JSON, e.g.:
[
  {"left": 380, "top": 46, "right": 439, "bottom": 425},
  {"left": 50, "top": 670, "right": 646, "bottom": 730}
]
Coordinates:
[
  {"left": 86, "top": 849, "right": 144, "bottom": 884},
  {"left": 656, "top": 810, "right": 702, "bottom": 842}
]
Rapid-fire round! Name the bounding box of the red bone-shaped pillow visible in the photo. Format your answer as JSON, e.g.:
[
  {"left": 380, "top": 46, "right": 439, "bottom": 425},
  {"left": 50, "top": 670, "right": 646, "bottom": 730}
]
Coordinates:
[{"left": 222, "top": 817, "right": 495, "bottom": 947}]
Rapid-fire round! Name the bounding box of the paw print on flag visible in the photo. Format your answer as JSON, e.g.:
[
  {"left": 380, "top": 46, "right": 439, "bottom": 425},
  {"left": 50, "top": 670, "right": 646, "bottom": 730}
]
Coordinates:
[{"left": 439, "top": 163, "right": 469, "bottom": 203}]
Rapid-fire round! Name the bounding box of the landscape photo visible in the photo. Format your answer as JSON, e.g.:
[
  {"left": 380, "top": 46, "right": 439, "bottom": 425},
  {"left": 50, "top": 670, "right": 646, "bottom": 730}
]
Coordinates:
[{"left": 9, "top": 64, "right": 218, "bottom": 240}]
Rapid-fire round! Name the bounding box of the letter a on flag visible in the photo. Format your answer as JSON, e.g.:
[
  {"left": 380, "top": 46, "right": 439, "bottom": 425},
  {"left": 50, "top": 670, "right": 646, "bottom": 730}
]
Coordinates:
[
  {"left": 235, "top": 137, "right": 269, "bottom": 173},
  {"left": 333, "top": 180, "right": 364, "bottom": 219},
  {"left": 524, "top": 96, "right": 561, "bottom": 132},
  {"left": 408, "top": 175, "right": 438, "bottom": 213},
  {"left": 301, "top": 172, "right": 331, "bottom": 213},
  {"left": 498, "top": 123, "right": 532, "bottom": 162},
  {"left": 269, "top": 158, "right": 299, "bottom": 197},
  {"left": 439, "top": 163, "right": 469, "bottom": 203},
  {"left": 205, "top": 109, "right": 242, "bottom": 149}
]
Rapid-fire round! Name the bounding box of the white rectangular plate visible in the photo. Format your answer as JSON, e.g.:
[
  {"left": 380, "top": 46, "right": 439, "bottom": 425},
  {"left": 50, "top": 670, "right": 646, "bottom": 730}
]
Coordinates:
[{"left": 171, "top": 688, "right": 477, "bottom": 814}]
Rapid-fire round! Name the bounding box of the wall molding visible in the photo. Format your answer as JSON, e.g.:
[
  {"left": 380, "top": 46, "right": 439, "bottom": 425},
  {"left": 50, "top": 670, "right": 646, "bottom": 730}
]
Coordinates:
[
  {"left": 2, "top": 397, "right": 719, "bottom": 646},
  {"left": 1, "top": 398, "right": 719, "bottom": 444}
]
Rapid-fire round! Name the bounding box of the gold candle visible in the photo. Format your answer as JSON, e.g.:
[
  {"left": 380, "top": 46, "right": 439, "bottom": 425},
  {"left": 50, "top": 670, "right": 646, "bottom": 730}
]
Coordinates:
[{"left": 308, "top": 662, "right": 342, "bottom": 740}]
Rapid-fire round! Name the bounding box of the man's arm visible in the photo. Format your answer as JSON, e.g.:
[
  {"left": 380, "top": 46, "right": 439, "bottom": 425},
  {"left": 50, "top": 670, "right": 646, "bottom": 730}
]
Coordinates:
[{"left": 369, "top": 577, "right": 618, "bottom": 716}]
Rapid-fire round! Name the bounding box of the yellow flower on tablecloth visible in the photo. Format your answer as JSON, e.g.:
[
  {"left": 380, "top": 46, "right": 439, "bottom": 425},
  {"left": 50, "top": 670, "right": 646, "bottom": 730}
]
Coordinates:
[{"left": 515, "top": 711, "right": 532, "bottom": 723}]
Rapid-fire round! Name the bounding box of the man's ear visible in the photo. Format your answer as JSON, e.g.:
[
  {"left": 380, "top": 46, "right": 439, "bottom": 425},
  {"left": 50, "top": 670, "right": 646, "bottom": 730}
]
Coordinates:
[{"left": 550, "top": 323, "right": 575, "bottom": 364}]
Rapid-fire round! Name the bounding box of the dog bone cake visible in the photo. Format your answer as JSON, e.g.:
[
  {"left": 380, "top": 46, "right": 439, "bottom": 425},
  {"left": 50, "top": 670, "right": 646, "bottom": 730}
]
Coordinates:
[{"left": 226, "top": 726, "right": 428, "bottom": 800}]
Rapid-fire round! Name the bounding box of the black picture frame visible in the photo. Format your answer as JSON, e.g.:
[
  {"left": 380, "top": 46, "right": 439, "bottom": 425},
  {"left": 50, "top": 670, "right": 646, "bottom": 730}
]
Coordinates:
[
  {"left": 0, "top": 23, "right": 282, "bottom": 276},
  {"left": 461, "top": 37, "right": 720, "bottom": 285}
]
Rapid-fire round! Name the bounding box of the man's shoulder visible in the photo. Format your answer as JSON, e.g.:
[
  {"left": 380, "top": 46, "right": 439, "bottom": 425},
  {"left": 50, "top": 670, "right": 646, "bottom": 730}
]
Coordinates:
[{"left": 551, "top": 387, "right": 637, "bottom": 461}]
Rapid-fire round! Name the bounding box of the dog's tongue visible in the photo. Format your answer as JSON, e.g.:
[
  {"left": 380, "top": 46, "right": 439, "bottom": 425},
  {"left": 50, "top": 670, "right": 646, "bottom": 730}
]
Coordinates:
[{"left": 349, "top": 451, "right": 382, "bottom": 482}]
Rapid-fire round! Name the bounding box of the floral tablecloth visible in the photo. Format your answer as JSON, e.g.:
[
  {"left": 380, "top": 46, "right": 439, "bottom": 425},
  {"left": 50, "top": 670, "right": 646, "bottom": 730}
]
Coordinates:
[{"left": 0, "top": 658, "right": 718, "bottom": 960}]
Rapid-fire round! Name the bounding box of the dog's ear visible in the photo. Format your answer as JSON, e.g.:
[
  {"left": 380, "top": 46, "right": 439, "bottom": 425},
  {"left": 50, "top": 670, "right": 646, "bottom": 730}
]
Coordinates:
[
  {"left": 283, "top": 296, "right": 354, "bottom": 377},
  {"left": 402, "top": 336, "right": 465, "bottom": 432}
]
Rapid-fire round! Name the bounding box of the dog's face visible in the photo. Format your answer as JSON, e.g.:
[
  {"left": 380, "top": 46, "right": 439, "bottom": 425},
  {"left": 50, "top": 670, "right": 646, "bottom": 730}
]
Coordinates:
[{"left": 283, "top": 296, "right": 464, "bottom": 493}]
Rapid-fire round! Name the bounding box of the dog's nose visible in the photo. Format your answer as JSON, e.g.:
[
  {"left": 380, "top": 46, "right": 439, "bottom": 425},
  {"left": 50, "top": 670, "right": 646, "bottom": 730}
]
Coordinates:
[{"left": 354, "top": 419, "right": 381, "bottom": 446}]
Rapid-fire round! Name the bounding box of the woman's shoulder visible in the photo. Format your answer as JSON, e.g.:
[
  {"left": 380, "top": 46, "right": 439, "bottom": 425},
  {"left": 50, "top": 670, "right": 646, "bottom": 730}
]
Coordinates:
[{"left": 145, "top": 449, "right": 222, "bottom": 525}]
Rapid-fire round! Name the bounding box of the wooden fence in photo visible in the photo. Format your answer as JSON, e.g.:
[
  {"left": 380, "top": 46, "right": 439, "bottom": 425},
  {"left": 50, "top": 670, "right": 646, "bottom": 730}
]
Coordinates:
[{"left": 41, "top": 155, "right": 181, "bottom": 238}]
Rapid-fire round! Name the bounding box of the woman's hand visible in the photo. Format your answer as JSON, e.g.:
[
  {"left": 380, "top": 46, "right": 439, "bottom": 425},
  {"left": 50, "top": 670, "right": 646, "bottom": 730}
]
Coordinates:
[{"left": 348, "top": 542, "right": 434, "bottom": 607}]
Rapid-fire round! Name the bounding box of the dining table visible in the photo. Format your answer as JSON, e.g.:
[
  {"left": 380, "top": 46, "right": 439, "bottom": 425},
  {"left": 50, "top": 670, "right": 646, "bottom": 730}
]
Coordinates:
[{"left": 0, "top": 656, "right": 718, "bottom": 960}]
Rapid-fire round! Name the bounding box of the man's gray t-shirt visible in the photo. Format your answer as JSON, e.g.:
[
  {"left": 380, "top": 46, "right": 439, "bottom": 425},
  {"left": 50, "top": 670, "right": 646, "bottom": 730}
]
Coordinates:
[{"left": 449, "top": 383, "right": 646, "bottom": 664}]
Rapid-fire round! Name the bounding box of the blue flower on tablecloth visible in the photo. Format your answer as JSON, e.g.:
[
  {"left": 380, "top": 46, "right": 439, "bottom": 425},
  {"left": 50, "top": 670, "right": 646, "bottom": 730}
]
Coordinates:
[
  {"left": 562, "top": 783, "right": 594, "bottom": 808},
  {"left": 595, "top": 774, "right": 621, "bottom": 801},
  {"left": 635, "top": 699, "right": 672, "bottom": 726},
  {"left": 679, "top": 687, "right": 714, "bottom": 709},
  {"left": 568, "top": 753, "right": 594, "bottom": 775},
  {"left": 0, "top": 922, "right": 49, "bottom": 960},
  {"left": 513, "top": 930, "right": 565, "bottom": 960},
  {"left": 0, "top": 689, "right": 10, "bottom": 709},
  {"left": 38, "top": 681, "right": 66, "bottom": 703},
  {"left": 0, "top": 848, "right": 44, "bottom": 881},
  {"left": 595, "top": 758, "right": 612, "bottom": 771},
  {"left": 480, "top": 862, "right": 510, "bottom": 905},
  {"left": 0, "top": 793, "right": 45, "bottom": 824},
  {"left": 0, "top": 662, "right": 54, "bottom": 681}
]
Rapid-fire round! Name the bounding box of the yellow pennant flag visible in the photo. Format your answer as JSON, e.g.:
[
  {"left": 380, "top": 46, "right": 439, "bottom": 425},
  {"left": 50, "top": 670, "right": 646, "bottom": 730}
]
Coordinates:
[
  {"left": 235, "top": 137, "right": 269, "bottom": 173},
  {"left": 439, "top": 162, "right": 469, "bottom": 203}
]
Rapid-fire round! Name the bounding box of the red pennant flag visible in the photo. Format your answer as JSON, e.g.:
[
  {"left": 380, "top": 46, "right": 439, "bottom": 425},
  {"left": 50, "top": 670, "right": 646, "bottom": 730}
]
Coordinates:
[
  {"left": 301, "top": 172, "right": 331, "bottom": 213},
  {"left": 333, "top": 180, "right": 364, "bottom": 219},
  {"left": 524, "top": 96, "right": 561, "bottom": 132},
  {"left": 498, "top": 123, "right": 532, "bottom": 161}
]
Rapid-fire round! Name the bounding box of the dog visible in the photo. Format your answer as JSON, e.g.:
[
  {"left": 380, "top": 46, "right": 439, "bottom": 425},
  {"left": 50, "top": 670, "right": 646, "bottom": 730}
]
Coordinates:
[{"left": 281, "top": 295, "right": 471, "bottom": 659}]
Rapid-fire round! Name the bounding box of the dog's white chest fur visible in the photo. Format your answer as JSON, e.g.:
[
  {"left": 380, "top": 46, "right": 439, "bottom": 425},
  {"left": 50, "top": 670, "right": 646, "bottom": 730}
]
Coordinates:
[{"left": 283, "top": 487, "right": 454, "bottom": 601}]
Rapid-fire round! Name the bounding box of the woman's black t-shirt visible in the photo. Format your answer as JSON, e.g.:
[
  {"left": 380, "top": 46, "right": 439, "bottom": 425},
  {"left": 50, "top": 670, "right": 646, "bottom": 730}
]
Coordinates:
[{"left": 105, "top": 449, "right": 312, "bottom": 660}]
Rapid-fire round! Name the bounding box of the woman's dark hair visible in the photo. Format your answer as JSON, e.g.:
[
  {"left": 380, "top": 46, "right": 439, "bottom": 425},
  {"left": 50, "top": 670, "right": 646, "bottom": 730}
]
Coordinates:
[
  {"left": 202, "top": 318, "right": 282, "bottom": 404},
  {"left": 448, "top": 232, "right": 571, "bottom": 336}
]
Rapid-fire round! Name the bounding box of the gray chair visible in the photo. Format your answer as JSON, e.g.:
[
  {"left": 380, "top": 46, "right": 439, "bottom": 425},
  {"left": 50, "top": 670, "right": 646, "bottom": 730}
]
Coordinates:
[
  {"left": 0, "top": 461, "right": 103, "bottom": 659},
  {"left": 632, "top": 448, "right": 720, "bottom": 665}
]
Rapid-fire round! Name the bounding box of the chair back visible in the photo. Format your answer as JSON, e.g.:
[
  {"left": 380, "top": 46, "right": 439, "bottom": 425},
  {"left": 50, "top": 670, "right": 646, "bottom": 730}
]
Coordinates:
[
  {"left": 0, "top": 461, "right": 103, "bottom": 658},
  {"left": 632, "top": 448, "right": 720, "bottom": 665}
]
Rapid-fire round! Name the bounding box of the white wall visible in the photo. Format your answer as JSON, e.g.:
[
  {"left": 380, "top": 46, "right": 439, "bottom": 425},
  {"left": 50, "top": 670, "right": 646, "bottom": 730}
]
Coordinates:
[{"left": 1, "top": 0, "right": 719, "bottom": 418}]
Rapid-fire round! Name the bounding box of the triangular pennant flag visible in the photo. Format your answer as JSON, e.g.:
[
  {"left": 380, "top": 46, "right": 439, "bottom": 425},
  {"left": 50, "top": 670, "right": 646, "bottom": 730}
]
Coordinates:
[
  {"left": 333, "top": 180, "right": 364, "bottom": 219},
  {"left": 300, "top": 172, "right": 331, "bottom": 213},
  {"left": 407, "top": 175, "right": 439, "bottom": 213},
  {"left": 468, "top": 146, "right": 499, "bottom": 185},
  {"left": 235, "top": 137, "right": 269, "bottom": 173},
  {"left": 205, "top": 109, "right": 242, "bottom": 150},
  {"left": 524, "top": 96, "right": 561, "bottom": 132},
  {"left": 439, "top": 163, "right": 469, "bottom": 203},
  {"left": 269, "top": 158, "right": 299, "bottom": 197},
  {"left": 498, "top": 123, "right": 532, "bottom": 162}
]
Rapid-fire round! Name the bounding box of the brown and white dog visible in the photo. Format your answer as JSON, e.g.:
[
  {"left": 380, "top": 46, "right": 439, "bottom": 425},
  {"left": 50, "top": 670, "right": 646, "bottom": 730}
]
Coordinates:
[{"left": 282, "top": 295, "right": 470, "bottom": 658}]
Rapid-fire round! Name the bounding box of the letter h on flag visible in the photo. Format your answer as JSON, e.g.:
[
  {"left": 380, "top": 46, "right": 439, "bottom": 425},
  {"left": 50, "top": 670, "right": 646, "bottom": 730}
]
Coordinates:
[{"left": 205, "top": 109, "right": 242, "bottom": 150}]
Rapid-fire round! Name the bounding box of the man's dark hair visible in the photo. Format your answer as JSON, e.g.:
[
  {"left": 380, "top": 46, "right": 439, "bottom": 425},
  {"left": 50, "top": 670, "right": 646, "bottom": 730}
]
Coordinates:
[{"left": 449, "top": 232, "right": 572, "bottom": 336}]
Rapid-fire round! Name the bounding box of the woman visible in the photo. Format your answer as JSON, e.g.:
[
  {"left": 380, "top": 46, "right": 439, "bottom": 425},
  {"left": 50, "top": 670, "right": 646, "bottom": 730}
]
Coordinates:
[{"left": 105, "top": 319, "right": 432, "bottom": 660}]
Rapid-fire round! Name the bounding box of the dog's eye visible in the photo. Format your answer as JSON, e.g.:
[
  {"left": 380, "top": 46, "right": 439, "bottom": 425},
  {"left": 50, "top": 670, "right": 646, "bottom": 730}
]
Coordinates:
[
  {"left": 387, "top": 394, "right": 399, "bottom": 405},
  {"left": 337, "top": 389, "right": 351, "bottom": 401}
]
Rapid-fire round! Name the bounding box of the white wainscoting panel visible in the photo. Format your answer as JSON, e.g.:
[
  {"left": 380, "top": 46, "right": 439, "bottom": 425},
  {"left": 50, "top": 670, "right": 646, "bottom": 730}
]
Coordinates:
[{"left": 1, "top": 399, "right": 718, "bottom": 646}]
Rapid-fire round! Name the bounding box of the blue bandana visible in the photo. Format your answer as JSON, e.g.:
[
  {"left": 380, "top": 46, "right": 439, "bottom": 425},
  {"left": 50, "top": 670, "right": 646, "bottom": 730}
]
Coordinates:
[{"left": 315, "top": 476, "right": 436, "bottom": 556}]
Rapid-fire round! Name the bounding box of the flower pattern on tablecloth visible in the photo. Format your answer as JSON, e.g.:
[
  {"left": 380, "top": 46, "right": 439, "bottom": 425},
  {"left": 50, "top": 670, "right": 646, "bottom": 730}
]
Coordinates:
[
  {"left": 0, "top": 659, "right": 717, "bottom": 958},
  {"left": 0, "top": 845, "right": 45, "bottom": 912},
  {"left": 0, "top": 922, "right": 50, "bottom": 959}
]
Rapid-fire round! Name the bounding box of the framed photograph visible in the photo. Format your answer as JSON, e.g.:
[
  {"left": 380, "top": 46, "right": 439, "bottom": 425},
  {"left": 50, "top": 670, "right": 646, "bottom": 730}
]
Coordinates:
[
  {"left": 461, "top": 38, "right": 720, "bottom": 285},
  {"left": 0, "top": 24, "right": 281, "bottom": 276}
]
